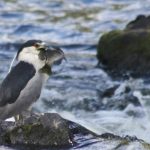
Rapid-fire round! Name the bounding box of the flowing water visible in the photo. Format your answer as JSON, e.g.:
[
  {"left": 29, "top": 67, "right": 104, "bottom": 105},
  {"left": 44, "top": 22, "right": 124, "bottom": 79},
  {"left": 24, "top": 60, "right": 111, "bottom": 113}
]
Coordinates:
[{"left": 1, "top": 0, "right": 150, "bottom": 149}]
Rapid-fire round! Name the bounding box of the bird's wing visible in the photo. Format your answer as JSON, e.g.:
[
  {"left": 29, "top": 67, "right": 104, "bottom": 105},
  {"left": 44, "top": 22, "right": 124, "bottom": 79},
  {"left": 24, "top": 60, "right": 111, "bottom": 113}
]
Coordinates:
[{"left": 0, "top": 61, "right": 36, "bottom": 106}]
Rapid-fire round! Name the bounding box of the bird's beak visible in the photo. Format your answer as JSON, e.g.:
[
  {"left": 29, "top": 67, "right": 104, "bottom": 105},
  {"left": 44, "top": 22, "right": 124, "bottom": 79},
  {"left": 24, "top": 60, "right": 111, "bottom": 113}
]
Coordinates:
[{"left": 45, "top": 48, "right": 66, "bottom": 65}]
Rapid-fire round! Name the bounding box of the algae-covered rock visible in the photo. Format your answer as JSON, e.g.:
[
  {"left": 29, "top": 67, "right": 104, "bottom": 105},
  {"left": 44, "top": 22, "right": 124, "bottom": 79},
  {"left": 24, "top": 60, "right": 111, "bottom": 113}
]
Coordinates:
[
  {"left": 3, "top": 113, "right": 73, "bottom": 147},
  {"left": 0, "top": 120, "right": 15, "bottom": 145},
  {"left": 126, "top": 15, "right": 150, "bottom": 30},
  {"left": 0, "top": 113, "right": 150, "bottom": 150},
  {"left": 97, "top": 15, "right": 150, "bottom": 76}
]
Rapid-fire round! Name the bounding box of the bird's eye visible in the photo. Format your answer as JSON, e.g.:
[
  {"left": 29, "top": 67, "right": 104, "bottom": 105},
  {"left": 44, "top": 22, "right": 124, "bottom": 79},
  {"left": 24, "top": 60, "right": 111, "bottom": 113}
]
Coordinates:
[{"left": 34, "top": 42, "right": 47, "bottom": 51}]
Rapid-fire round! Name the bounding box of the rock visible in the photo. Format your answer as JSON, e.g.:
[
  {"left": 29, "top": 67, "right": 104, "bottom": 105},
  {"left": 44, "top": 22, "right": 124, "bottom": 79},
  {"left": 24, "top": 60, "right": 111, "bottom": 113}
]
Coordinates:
[
  {"left": 126, "top": 15, "right": 150, "bottom": 30},
  {"left": 2, "top": 113, "right": 73, "bottom": 147},
  {"left": 103, "top": 93, "right": 141, "bottom": 110},
  {"left": 97, "top": 15, "right": 150, "bottom": 76},
  {"left": 98, "top": 80, "right": 141, "bottom": 111},
  {"left": 0, "top": 120, "right": 15, "bottom": 145},
  {"left": 101, "top": 85, "right": 120, "bottom": 98},
  {"left": 0, "top": 113, "right": 149, "bottom": 150}
]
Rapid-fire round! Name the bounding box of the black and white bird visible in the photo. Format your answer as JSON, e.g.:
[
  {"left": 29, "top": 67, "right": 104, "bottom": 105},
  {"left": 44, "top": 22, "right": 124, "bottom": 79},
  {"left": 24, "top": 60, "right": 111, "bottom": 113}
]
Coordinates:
[{"left": 0, "top": 40, "right": 65, "bottom": 120}]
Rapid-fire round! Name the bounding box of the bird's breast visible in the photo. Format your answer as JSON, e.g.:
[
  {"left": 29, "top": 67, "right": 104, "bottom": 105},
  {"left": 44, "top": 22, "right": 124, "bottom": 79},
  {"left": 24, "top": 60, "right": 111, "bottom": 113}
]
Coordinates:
[
  {"left": 0, "top": 72, "right": 49, "bottom": 120},
  {"left": 8, "top": 72, "right": 48, "bottom": 112}
]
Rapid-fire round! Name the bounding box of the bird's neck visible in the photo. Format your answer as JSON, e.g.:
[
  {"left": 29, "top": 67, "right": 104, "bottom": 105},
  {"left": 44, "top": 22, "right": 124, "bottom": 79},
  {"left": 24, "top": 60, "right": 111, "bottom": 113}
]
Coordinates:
[{"left": 39, "top": 64, "right": 52, "bottom": 75}]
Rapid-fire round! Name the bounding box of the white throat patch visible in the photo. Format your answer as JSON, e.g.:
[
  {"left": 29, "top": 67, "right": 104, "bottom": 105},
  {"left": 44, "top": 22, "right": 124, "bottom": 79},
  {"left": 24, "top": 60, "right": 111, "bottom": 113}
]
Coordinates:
[{"left": 18, "top": 46, "right": 45, "bottom": 70}]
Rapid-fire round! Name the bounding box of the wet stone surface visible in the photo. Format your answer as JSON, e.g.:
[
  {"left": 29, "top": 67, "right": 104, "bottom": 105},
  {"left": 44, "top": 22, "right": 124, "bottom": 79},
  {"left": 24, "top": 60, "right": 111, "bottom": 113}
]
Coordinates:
[
  {"left": 2, "top": 113, "right": 72, "bottom": 147},
  {"left": 97, "top": 14, "right": 150, "bottom": 77},
  {"left": 0, "top": 113, "right": 149, "bottom": 150}
]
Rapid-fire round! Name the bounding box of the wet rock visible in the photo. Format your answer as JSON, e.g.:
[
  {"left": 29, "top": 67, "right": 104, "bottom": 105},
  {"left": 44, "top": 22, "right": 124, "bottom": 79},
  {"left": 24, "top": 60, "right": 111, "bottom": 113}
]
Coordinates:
[
  {"left": 97, "top": 15, "right": 150, "bottom": 76},
  {"left": 100, "top": 133, "right": 122, "bottom": 140},
  {"left": 2, "top": 113, "right": 73, "bottom": 147},
  {"left": 97, "top": 81, "right": 141, "bottom": 111},
  {"left": 101, "top": 85, "right": 120, "bottom": 98},
  {"left": 0, "top": 121, "right": 15, "bottom": 144},
  {"left": 0, "top": 113, "right": 149, "bottom": 150},
  {"left": 102, "top": 93, "right": 141, "bottom": 110},
  {"left": 126, "top": 15, "right": 150, "bottom": 30}
]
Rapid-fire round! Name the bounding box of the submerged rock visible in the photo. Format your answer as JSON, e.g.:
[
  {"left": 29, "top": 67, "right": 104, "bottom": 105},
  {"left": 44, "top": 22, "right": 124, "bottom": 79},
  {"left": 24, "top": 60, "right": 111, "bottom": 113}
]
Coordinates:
[
  {"left": 0, "top": 113, "right": 150, "bottom": 150},
  {"left": 100, "top": 92, "right": 140, "bottom": 110},
  {"left": 97, "top": 15, "right": 150, "bottom": 77},
  {"left": 98, "top": 82, "right": 141, "bottom": 111},
  {"left": 43, "top": 84, "right": 140, "bottom": 112}
]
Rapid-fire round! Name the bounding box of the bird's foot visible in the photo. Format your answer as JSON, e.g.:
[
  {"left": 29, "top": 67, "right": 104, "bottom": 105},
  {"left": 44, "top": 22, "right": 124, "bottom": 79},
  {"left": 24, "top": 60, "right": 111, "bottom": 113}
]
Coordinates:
[
  {"left": 14, "top": 114, "right": 24, "bottom": 125},
  {"left": 15, "top": 111, "right": 40, "bottom": 125}
]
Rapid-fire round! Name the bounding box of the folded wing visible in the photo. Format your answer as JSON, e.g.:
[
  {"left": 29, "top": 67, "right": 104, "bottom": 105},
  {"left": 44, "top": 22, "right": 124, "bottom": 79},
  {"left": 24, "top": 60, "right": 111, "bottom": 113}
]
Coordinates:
[{"left": 0, "top": 61, "right": 36, "bottom": 106}]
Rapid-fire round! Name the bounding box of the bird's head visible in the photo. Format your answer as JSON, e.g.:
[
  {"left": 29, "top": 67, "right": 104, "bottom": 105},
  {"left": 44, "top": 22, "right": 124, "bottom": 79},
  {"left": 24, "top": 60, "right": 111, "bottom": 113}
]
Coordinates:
[
  {"left": 16, "top": 40, "right": 65, "bottom": 72},
  {"left": 16, "top": 40, "right": 48, "bottom": 70},
  {"left": 39, "top": 46, "right": 66, "bottom": 75}
]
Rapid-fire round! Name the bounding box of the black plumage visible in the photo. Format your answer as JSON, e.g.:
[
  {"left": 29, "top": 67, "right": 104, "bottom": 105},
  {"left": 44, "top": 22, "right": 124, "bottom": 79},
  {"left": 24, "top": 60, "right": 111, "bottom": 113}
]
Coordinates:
[
  {"left": 16, "top": 40, "right": 42, "bottom": 59},
  {"left": 0, "top": 61, "right": 35, "bottom": 106}
]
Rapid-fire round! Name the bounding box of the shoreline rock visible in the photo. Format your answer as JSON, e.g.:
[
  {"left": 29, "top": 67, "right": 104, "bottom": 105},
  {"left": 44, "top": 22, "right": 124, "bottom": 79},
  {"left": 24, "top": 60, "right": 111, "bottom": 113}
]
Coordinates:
[
  {"left": 1, "top": 113, "right": 73, "bottom": 147},
  {"left": 97, "top": 15, "right": 150, "bottom": 77},
  {"left": 0, "top": 113, "right": 150, "bottom": 150}
]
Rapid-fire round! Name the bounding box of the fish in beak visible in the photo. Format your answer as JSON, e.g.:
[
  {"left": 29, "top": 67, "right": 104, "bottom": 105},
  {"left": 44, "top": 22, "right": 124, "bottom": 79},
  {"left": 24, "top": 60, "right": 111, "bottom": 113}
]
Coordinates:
[
  {"left": 45, "top": 47, "right": 66, "bottom": 65},
  {"left": 38, "top": 46, "right": 66, "bottom": 75}
]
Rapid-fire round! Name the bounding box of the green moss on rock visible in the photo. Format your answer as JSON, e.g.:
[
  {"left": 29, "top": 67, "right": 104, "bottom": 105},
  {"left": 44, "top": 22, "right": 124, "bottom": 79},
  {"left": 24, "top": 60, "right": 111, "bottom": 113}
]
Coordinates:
[
  {"left": 3, "top": 113, "right": 72, "bottom": 147},
  {"left": 126, "top": 15, "right": 150, "bottom": 30},
  {"left": 97, "top": 29, "right": 150, "bottom": 76},
  {"left": 0, "top": 113, "right": 150, "bottom": 149}
]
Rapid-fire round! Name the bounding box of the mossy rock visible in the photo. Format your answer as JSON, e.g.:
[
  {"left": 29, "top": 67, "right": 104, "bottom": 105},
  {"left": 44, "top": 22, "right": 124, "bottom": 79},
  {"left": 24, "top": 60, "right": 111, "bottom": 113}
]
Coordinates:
[
  {"left": 0, "top": 113, "right": 150, "bottom": 149},
  {"left": 126, "top": 15, "right": 150, "bottom": 30},
  {"left": 97, "top": 29, "right": 150, "bottom": 76},
  {"left": 3, "top": 113, "right": 72, "bottom": 147}
]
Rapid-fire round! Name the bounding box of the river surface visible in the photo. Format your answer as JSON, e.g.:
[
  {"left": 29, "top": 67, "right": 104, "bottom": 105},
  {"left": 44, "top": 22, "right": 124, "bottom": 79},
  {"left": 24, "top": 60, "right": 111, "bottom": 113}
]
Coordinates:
[{"left": 1, "top": 0, "right": 150, "bottom": 149}]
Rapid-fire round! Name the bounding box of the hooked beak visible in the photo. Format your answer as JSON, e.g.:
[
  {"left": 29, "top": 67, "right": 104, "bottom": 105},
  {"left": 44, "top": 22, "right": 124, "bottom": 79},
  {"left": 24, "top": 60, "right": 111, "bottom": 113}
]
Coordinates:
[{"left": 44, "top": 47, "right": 66, "bottom": 65}]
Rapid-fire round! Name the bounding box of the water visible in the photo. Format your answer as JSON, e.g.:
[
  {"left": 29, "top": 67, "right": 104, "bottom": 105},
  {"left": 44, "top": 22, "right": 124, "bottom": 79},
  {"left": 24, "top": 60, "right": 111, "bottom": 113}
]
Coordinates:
[{"left": 1, "top": 0, "right": 150, "bottom": 149}]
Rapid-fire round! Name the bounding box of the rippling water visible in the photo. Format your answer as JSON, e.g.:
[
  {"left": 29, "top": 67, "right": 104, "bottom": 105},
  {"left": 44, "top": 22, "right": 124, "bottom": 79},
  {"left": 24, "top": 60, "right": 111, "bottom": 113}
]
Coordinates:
[{"left": 1, "top": 0, "right": 150, "bottom": 149}]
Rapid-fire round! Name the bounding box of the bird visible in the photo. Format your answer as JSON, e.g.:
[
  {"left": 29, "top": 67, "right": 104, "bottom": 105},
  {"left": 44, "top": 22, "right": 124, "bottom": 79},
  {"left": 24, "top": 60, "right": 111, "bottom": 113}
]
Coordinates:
[{"left": 0, "top": 39, "right": 65, "bottom": 120}]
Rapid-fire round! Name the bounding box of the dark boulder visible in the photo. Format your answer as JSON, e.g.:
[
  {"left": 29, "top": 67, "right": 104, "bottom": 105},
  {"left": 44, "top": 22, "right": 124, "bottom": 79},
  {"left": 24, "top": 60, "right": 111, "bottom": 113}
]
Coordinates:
[
  {"left": 98, "top": 83, "right": 141, "bottom": 111},
  {"left": 0, "top": 113, "right": 149, "bottom": 150},
  {"left": 97, "top": 15, "right": 150, "bottom": 76},
  {"left": 2, "top": 113, "right": 73, "bottom": 147},
  {"left": 126, "top": 15, "right": 150, "bottom": 30}
]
